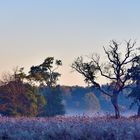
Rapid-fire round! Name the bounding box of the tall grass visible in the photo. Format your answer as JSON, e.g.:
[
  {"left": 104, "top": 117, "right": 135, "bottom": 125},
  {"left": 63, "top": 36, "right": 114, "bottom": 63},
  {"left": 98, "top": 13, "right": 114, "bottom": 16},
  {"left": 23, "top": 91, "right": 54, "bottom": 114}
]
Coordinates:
[{"left": 0, "top": 116, "right": 139, "bottom": 140}]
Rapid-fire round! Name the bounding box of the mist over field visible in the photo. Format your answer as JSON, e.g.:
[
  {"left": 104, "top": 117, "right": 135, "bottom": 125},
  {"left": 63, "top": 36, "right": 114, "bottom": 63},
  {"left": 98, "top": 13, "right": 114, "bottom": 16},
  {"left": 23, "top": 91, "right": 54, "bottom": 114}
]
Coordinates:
[{"left": 66, "top": 109, "right": 136, "bottom": 117}]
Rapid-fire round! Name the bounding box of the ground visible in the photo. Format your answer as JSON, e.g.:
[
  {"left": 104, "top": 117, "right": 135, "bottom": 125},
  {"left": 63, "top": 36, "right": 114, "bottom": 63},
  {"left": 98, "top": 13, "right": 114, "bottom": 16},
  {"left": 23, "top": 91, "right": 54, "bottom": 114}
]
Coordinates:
[{"left": 0, "top": 116, "right": 140, "bottom": 140}]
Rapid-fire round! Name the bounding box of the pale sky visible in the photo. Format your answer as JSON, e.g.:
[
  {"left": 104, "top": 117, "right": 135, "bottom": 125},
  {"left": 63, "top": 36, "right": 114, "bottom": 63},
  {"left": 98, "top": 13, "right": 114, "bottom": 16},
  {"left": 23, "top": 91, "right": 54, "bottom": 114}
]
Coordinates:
[{"left": 0, "top": 0, "right": 140, "bottom": 86}]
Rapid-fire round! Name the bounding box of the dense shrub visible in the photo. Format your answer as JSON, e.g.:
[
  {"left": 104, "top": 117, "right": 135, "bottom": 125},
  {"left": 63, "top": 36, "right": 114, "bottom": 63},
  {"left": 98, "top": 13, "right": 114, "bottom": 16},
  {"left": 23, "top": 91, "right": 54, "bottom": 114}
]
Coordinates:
[{"left": 0, "top": 81, "right": 45, "bottom": 117}]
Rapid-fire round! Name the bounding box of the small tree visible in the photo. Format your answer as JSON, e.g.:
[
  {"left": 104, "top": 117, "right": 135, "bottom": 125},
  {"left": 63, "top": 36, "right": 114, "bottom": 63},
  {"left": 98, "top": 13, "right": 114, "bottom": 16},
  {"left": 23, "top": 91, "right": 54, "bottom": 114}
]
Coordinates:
[
  {"left": 27, "top": 57, "right": 65, "bottom": 117},
  {"left": 72, "top": 40, "right": 138, "bottom": 118}
]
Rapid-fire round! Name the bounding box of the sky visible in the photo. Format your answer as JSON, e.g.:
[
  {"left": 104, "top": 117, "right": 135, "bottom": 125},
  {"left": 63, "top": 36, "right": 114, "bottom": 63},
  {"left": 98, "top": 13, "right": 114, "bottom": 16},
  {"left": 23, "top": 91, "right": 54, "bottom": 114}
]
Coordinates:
[{"left": 0, "top": 0, "right": 140, "bottom": 86}]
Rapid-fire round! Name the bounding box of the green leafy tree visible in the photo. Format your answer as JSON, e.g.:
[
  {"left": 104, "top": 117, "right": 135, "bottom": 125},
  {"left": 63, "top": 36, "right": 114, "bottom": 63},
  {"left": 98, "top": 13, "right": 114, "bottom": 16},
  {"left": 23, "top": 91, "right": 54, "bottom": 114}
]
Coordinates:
[
  {"left": 28, "top": 57, "right": 62, "bottom": 87},
  {"left": 27, "top": 57, "right": 65, "bottom": 117}
]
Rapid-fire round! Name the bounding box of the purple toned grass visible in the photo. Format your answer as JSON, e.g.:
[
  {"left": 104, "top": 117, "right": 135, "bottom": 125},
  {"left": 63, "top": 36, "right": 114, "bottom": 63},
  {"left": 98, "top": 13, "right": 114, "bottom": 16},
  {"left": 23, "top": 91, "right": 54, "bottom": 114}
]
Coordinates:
[{"left": 0, "top": 116, "right": 140, "bottom": 140}]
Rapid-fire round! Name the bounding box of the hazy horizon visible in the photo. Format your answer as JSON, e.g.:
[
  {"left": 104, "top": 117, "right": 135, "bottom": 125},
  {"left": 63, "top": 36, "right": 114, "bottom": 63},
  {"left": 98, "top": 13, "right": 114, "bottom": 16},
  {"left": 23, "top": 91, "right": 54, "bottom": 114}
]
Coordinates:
[{"left": 0, "top": 0, "right": 140, "bottom": 86}]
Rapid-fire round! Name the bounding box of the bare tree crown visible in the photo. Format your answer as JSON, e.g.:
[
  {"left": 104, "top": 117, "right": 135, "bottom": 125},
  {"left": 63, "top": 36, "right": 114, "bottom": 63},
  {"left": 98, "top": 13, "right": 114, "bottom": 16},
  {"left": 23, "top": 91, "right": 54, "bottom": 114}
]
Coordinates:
[{"left": 72, "top": 40, "right": 138, "bottom": 97}]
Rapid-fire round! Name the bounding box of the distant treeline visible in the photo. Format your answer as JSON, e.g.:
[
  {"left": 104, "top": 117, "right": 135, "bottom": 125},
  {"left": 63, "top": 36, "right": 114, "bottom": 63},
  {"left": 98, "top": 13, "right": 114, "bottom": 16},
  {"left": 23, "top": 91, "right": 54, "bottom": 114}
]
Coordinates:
[{"left": 0, "top": 77, "right": 134, "bottom": 117}]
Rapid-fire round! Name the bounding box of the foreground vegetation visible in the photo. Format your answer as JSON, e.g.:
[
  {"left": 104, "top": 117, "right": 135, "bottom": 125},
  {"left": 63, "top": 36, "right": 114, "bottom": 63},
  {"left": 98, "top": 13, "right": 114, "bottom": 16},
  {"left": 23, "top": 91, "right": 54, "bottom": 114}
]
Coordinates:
[{"left": 0, "top": 116, "right": 140, "bottom": 140}]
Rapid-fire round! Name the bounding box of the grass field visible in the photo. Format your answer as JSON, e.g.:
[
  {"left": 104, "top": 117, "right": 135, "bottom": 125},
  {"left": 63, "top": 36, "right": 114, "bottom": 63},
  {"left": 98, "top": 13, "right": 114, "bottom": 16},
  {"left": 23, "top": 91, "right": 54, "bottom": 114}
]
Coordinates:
[{"left": 0, "top": 116, "right": 140, "bottom": 140}]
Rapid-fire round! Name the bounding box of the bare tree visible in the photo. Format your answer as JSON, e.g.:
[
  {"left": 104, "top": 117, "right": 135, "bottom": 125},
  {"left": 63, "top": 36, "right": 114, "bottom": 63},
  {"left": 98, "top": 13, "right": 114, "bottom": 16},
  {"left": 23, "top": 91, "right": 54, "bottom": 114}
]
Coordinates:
[{"left": 72, "top": 40, "right": 138, "bottom": 118}]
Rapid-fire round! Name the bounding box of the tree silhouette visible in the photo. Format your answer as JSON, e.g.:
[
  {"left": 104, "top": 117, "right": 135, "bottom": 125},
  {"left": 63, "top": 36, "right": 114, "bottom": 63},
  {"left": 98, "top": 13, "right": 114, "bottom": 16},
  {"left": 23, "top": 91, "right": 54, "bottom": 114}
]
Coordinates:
[
  {"left": 127, "top": 55, "right": 140, "bottom": 116},
  {"left": 72, "top": 40, "right": 138, "bottom": 118},
  {"left": 28, "top": 57, "right": 62, "bottom": 87}
]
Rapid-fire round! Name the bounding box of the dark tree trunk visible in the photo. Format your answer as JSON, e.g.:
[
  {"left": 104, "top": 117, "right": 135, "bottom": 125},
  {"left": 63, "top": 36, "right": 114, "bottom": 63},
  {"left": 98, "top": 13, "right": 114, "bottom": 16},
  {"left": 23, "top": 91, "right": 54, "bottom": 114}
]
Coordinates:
[
  {"left": 137, "top": 105, "right": 140, "bottom": 117},
  {"left": 111, "top": 92, "right": 120, "bottom": 119}
]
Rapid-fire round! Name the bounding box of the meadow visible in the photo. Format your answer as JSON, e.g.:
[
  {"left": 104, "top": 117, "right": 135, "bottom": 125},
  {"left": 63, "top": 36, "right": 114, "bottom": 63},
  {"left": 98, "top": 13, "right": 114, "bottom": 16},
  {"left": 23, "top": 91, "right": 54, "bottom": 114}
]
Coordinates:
[{"left": 0, "top": 115, "right": 140, "bottom": 140}]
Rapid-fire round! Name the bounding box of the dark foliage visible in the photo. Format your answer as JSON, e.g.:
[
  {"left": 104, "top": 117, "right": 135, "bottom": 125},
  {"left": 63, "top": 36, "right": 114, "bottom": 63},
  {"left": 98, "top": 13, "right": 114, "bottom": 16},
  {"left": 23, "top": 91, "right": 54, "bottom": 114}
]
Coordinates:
[
  {"left": 128, "top": 56, "right": 140, "bottom": 116},
  {"left": 38, "top": 86, "right": 65, "bottom": 117}
]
